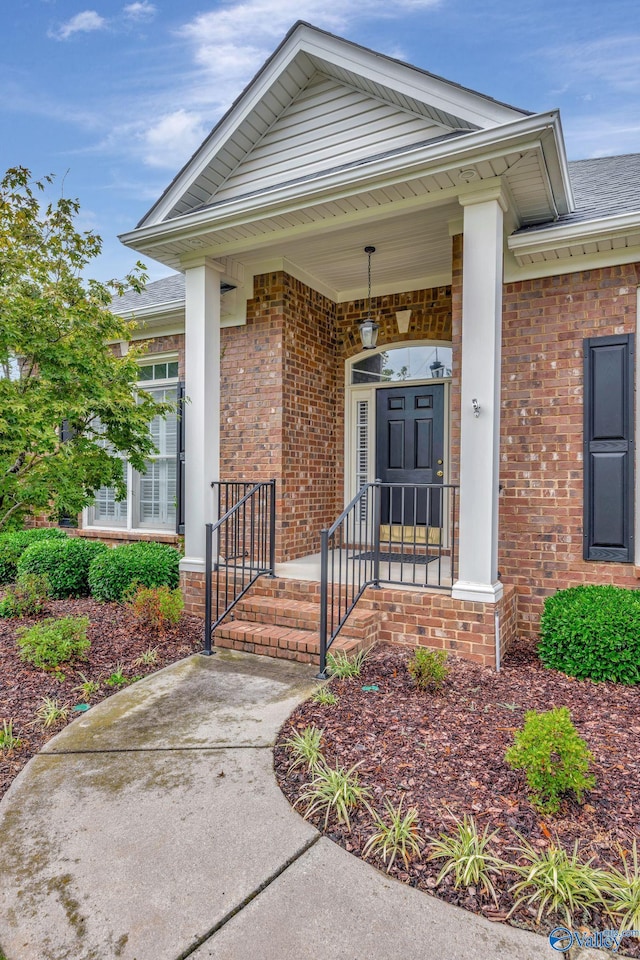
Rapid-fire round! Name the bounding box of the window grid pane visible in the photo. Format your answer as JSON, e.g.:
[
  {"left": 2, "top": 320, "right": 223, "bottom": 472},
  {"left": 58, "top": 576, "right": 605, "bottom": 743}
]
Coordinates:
[
  {"left": 138, "top": 383, "right": 178, "bottom": 529},
  {"left": 89, "top": 362, "right": 178, "bottom": 531},
  {"left": 93, "top": 462, "right": 127, "bottom": 526}
]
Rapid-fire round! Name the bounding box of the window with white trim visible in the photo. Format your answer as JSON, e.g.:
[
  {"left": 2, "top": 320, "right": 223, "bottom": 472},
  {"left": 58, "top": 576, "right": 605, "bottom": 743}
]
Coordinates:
[{"left": 87, "top": 359, "right": 179, "bottom": 532}]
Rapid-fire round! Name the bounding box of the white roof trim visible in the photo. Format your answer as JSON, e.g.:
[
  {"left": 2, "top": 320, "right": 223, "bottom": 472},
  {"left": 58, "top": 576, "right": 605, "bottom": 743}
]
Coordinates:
[
  {"left": 509, "top": 211, "right": 640, "bottom": 263},
  {"left": 140, "top": 22, "right": 529, "bottom": 229},
  {"left": 122, "top": 111, "right": 571, "bottom": 259}
]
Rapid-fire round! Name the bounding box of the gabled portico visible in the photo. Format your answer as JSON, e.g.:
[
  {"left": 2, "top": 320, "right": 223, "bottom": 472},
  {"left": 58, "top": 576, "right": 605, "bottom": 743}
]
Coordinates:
[{"left": 119, "top": 21, "right": 575, "bottom": 667}]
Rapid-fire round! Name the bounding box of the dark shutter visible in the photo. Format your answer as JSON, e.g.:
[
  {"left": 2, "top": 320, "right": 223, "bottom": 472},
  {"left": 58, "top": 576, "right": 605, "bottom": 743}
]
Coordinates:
[
  {"left": 583, "top": 334, "right": 634, "bottom": 562},
  {"left": 176, "top": 381, "right": 185, "bottom": 535}
]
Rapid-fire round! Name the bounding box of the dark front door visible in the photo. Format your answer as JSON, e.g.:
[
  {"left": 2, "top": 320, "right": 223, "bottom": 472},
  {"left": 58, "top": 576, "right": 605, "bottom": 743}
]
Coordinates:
[{"left": 376, "top": 384, "right": 445, "bottom": 527}]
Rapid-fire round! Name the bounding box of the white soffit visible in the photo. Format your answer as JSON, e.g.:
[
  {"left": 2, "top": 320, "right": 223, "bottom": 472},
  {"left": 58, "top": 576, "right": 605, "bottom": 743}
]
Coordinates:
[
  {"left": 140, "top": 22, "right": 530, "bottom": 228},
  {"left": 509, "top": 212, "right": 640, "bottom": 266},
  {"left": 122, "top": 124, "right": 570, "bottom": 273}
]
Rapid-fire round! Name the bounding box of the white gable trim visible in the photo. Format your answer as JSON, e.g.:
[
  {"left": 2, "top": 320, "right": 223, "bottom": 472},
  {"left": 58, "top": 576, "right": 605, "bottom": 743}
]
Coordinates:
[{"left": 140, "top": 22, "right": 529, "bottom": 228}]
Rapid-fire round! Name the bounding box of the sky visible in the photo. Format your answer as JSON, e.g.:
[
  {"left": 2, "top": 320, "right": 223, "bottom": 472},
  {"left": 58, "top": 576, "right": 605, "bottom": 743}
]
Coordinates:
[{"left": 2, "top": 0, "right": 639, "bottom": 283}]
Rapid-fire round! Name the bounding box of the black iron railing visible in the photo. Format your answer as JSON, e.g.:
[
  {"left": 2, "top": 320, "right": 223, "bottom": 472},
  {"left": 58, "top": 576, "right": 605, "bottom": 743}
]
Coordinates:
[
  {"left": 318, "top": 481, "right": 458, "bottom": 675},
  {"left": 204, "top": 480, "right": 276, "bottom": 655}
]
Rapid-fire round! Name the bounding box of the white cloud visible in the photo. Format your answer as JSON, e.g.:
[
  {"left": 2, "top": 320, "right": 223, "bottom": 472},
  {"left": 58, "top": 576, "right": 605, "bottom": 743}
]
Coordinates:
[
  {"left": 541, "top": 35, "right": 640, "bottom": 95},
  {"left": 123, "top": 2, "right": 156, "bottom": 22},
  {"left": 564, "top": 112, "right": 640, "bottom": 159},
  {"left": 48, "top": 0, "right": 444, "bottom": 170},
  {"left": 178, "top": 0, "right": 441, "bottom": 96},
  {"left": 141, "top": 109, "right": 209, "bottom": 169},
  {"left": 50, "top": 10, "right": 107, "bottom": 41},
  {"left": 169, "top": 0, "right": 443, "bottom": 139}
]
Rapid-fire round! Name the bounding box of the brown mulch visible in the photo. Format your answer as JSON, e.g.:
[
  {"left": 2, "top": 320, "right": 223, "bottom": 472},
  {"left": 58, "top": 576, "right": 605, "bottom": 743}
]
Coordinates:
[
  {"left": 275, "top": 641, "right": 640, "bottom": 954},
  {"left": 0, "top": 597, "right": 203, "bottom": 800}
]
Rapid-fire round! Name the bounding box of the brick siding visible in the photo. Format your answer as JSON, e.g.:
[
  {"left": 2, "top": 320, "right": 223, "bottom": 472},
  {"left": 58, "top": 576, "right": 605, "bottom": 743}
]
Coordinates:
[
  {"left": 84, "top": 258, "right": 640, "bottom": 659},
  {"left": 500, "top": 263, "right": 640, "bottom": 634}
]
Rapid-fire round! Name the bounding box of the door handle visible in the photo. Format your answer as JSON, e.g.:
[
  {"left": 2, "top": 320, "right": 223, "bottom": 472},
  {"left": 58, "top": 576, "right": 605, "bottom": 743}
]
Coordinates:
[{"left": 436, "top": 470, "right": 444, "bottom": 477}]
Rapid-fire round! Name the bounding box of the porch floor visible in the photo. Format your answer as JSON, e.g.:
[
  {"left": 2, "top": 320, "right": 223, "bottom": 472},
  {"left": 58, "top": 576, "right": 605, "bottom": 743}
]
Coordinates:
[{"left": 274, "top": 550, "right": 452, "bottom": 589}]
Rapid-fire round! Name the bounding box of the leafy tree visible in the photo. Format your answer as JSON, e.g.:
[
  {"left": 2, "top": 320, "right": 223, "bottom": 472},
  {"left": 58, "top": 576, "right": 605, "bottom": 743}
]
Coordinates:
[{"left": 0, "top": 167, "right": 172, "bottom": 530}]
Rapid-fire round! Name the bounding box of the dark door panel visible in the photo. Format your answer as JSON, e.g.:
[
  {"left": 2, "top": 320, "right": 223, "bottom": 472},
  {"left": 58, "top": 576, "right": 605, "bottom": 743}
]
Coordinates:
[{"left": 376, "top": 384, "right": 445, "bottom": 527}]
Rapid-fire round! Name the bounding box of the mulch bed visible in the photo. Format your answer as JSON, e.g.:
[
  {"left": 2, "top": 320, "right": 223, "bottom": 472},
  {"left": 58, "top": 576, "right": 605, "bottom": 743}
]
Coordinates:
[
  {"left": 275, "top": 641, "right": 640, "bottom": 955},
  {"left": 0, "top": 597, "right": 203, "bottom": 800}
]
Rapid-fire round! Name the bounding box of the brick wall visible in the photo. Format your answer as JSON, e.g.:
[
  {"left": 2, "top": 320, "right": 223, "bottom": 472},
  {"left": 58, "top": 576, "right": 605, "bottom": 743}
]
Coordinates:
[
  {"left": 220, "top": 272, "right": 339, "bottom": 562},
  {"left": 73, "top": 528, "right": 180, "bottom": 547},
  {"left": 359, "top": 582, "right": 517, "bottom": 667},
  {"left": 219, "top": 272, "right": 455, "bottom": 561},
  {"left": 220, "top": 273, "right": 285, "bottom": 485},
  {"left": 500, "top": 263, "right": 640, "bottom": 634},
  {"left": 281, "top": 275, "right": 339, "bottom": 557}
]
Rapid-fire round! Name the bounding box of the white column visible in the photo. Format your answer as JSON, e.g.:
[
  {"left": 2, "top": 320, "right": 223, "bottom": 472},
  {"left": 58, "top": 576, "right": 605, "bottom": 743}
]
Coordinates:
[
  {"left": 180, "top": 258, "right": 222, "bottom": 573},
  {"left": 452, "top": 184, "right": 507, "bottom": 604}
]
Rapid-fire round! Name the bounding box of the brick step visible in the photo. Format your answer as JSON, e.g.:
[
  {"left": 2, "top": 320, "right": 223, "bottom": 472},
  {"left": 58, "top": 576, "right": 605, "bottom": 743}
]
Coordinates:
[
  {"left": 213, "top": 619, "right": 367, "bottom": 665},
  {"left": 233, "top": 595, "right": 378, "bottom": 639},
  {"left": 250, "top": 577, "right": 322, "bottom": 601}
]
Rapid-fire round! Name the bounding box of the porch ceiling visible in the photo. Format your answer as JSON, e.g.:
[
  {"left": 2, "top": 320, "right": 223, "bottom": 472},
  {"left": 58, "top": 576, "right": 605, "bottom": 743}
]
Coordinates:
[{"left": 236, "top": 204, "right": 458, "bottom": 300}]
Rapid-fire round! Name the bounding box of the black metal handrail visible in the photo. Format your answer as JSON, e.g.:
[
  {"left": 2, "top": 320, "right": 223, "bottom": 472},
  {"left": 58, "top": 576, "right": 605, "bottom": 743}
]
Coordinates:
[
  {"left": 204, "top": 479, "right": 276, "bottom": 655},
  {"left": 318, "top": 481, "right": 458, "bottom": 676}
]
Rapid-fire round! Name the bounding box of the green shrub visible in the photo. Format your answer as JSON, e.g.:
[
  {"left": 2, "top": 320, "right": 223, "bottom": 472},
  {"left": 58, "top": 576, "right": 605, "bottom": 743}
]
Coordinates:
[
  {"left": 539, "top": 585, "right": 640, "bottom": 684},
  {"left": 505, "top": 707, "right": 595, "bottom": 814},
  {"left": 407, "top": 647, "right": 449, "bottom": 691},
  {"left": 88, "top": 541, "right": 180, "bottom": 602},
  {"left": 0, "top": 528, "right": 68, "bottom": 584},
  {"left": 0, "top": 573, "right": 51, "bottom": 618},
  {"left": 17, "top": 615, "right": 90, "bottom": 669},
  {"left": 125, "top": 584, "right": 184, "bottom": 632},
  {"left": 18, "top": 538, "right": 107, "bottom": 599}
]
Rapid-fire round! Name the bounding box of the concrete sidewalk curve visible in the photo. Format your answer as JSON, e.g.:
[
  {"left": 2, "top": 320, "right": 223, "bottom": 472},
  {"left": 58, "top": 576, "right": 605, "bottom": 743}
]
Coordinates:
[{"left": 0, "top": 650, "right": 607, "bottom": 960}]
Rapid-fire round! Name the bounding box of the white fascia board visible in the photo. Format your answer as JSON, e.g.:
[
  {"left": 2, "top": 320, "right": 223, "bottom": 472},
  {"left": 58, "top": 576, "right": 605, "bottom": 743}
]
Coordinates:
[
  {"left": 121, "top": 112, "right": 567, "bottom": 255},
  {"left": 538, "top": 120, "right": 574, "bottom": 215},
  {"left": 509, "top": 210, "right": 640, "bottom": 258},
  {"left": 129, "top": 322, "right": 185, "bottom": 341}
]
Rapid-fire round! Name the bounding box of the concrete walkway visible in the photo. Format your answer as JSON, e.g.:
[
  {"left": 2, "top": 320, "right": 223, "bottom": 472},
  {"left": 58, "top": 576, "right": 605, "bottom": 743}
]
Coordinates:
[{"left": 0, "top": 651, "right": 601, "bottom": 960}]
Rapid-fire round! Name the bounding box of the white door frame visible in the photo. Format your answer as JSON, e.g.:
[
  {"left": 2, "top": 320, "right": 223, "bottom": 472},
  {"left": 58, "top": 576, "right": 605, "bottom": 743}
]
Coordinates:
[{"left": 343, "top": 341, "right": 452, "bottom": 508}]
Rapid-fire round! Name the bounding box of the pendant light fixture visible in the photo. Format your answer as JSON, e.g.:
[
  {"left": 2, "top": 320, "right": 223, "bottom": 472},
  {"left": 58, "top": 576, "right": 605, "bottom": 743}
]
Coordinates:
[{"left": 359, "top": 245, "right": 379, "bottom": 350}]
